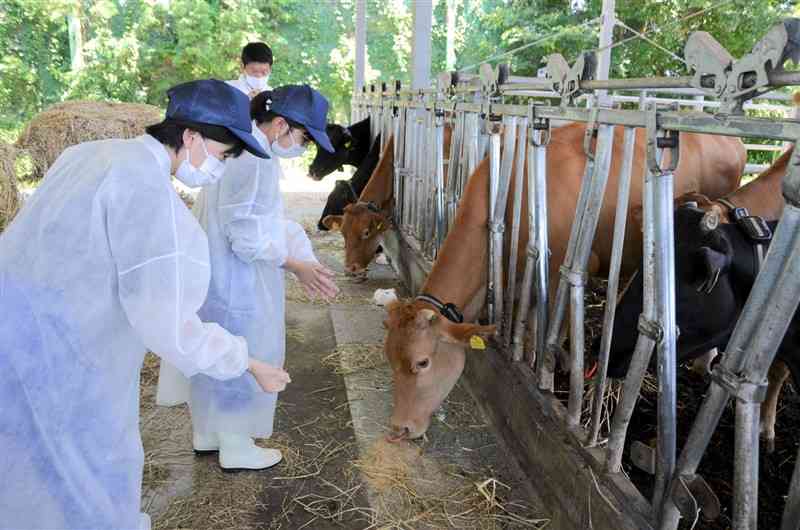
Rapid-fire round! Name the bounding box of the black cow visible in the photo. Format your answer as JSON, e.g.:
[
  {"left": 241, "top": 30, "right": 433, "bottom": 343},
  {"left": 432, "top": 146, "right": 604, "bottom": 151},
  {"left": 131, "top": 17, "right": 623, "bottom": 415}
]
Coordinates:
[
  {"left": 598, "top": 202, "right": 796, "bottom": 452},
  {"left": 308, "top": 117, "right": 372, "bottom": 181},
  {"left": 316, "top": 132, "right": 382, "bottom": 231}
]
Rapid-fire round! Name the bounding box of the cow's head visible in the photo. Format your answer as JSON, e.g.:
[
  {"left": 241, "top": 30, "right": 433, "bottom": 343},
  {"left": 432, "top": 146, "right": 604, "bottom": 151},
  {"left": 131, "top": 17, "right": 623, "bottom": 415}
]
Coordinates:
[
  {"left": 317, "top": 180, "right": 358, "bottom": 231},
  {"left": 322, "top": 202, "right": 390, "bottom": 278},
  {"left": 600, "top": 199, "right": 737, "bottom": 378},
  {"left": 383, "top": 300, "right": 496, "bottom": 441},
  {"left": 308, "top": 124, "right": 354, "bottom": 180}
]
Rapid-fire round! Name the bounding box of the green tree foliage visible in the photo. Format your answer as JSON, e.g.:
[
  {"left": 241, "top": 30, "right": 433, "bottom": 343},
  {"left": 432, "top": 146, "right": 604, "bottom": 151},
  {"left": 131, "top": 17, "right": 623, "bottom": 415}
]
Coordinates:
[{"left": 0, "top": 0, "right": 797, "bottom": 138}]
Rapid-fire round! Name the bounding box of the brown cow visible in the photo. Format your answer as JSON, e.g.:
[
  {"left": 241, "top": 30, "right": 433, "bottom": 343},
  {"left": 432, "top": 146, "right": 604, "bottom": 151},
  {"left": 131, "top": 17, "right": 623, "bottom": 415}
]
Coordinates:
[
  {"left": 323, "top": 125, "right": 453, "bottom": 278},
  {"left": 322, "top": 135, "right": 396, "bottom": 277},
  {"left": 383, "top": 122, "right": 745, "bottom": 441}
]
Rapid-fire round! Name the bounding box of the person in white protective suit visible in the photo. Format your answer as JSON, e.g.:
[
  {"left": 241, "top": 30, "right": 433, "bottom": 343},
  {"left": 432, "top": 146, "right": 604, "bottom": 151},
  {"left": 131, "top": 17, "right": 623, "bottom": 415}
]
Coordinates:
[
  {"left": 157, "top": 85, "right": 340, "bottom": 471},
  {"left": 227, "top": 42, "right": 273, "bottom": 99},
  {"left": 0, "top": 79, "right": 291, "bottom": 530}
]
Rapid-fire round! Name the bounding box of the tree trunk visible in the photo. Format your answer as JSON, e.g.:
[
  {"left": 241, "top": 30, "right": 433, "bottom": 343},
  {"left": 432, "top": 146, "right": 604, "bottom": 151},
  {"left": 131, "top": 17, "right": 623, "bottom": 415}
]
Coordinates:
[
  {"left": 446, "top": 0, "right": 457, "bottom": 71},
  {"left": 67, "top": 10, "right": 84, "bottom": 72}
]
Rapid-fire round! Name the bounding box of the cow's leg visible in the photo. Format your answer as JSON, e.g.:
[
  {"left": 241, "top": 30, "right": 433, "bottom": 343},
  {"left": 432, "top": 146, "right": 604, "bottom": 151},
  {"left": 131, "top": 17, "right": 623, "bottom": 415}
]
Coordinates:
[
  {"left": 760, "top": 360, "right": 790, "bottom": 454},
  {"left": 689, "top": 348, "right": 718, "bottom": 376}
]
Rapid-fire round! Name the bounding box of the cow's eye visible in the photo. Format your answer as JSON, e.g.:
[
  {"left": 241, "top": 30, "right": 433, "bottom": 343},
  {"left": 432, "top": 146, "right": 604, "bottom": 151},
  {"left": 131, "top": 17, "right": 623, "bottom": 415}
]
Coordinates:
[
  {"left": 362, "top": 228, "right": 371, "bottom": 239},
  {"left": 416, "top": 359, "right": 430, "bottom": 370}
]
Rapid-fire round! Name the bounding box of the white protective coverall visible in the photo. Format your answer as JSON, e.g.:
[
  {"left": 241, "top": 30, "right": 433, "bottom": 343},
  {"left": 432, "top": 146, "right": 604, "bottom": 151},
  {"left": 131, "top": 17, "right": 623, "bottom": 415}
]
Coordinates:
[
  {"left": 157, "top": 124, "right": 316, "bottom": 438},
  {"left": 0, "top": 135, "right": 250, "bottom": 530}
]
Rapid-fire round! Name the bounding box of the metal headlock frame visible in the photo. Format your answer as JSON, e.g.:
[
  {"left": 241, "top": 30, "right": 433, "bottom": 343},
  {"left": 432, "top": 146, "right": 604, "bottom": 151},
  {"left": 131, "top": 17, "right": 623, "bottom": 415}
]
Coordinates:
[{"left": 351, "top": 18, "right": 800, "bottom": 530}]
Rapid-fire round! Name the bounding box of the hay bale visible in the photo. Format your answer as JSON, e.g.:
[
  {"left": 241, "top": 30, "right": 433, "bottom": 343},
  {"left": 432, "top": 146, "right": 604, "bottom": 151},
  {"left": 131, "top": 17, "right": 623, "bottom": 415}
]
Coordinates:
[
  {"left": 17, "top": 100, "right": 163, "bottom": 179},
  {"left": 0, "top": 142, "right": 22, "bottom": 232}
]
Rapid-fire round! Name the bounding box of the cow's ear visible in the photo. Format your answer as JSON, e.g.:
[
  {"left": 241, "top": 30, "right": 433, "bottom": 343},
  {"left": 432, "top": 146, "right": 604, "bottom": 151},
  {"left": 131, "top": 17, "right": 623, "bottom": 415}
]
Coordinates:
[
  {"left": 414, "top": 309, "right": 438, "bottom": 329},
  {"left": 383, "top": 299, "right": 406, "bottom": 329},
  {"left": 437, "top": 321, "right": 496, "bottom": 348},
  {"left": 695, "top": 245, "right": 732, "bottom": 294},
  {"left": 322, "top": 215, "right": 343, "bottom": 231}
]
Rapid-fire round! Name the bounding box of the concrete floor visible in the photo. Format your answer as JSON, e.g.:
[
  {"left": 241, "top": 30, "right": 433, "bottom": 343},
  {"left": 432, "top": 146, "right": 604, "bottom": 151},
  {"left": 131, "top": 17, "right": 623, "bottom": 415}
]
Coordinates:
[{"left": 139, "top": 188, "right": 549, "bottom": 529}]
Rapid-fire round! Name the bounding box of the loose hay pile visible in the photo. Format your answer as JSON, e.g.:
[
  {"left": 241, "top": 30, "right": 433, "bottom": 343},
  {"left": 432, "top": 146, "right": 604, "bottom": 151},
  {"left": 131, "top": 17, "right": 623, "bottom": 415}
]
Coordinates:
[
  {"left": 322, "top": 343, "right": 385, "bottom": 375},
  {"left": 0, "top": 142, "right": 22, "bottom": 232},
  {"left": 17, "top": 100, "right": 163, "bottom": 179},
  {"left": 349, "top": 439, "right": 549, "bottom": 529}
]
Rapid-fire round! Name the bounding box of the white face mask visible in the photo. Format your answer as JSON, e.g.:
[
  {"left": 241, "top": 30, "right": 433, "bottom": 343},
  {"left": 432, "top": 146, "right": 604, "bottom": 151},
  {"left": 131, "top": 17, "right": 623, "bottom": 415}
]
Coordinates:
[
  {"left": 271, "top": 126, "right": 307, "bottom": 159},
  {"left": 245, "top": 74, "right": 269, "bottom": 92},
  {"left": 175, "top": 136, "right": 227, "bottom": 188}
]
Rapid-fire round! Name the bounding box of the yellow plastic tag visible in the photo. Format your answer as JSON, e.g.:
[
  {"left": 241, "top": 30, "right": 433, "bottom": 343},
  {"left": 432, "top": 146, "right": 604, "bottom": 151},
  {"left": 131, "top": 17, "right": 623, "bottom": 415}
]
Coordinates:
[
  {"left": 469, "top": 335, "right": 486, "bottom": 350},
  {"left": 376, "top": 222, "right": 384, "bottom": 230}
]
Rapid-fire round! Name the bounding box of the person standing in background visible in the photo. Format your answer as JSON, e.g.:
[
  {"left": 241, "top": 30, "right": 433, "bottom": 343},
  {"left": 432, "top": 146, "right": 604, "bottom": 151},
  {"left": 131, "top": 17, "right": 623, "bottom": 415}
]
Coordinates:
[{"left": 228, "top": 42, "right": 273, "bottom": 99}]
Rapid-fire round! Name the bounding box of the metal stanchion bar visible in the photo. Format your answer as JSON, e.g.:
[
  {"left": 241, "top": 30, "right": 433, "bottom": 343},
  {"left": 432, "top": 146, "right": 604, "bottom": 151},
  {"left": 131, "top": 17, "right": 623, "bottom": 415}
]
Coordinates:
[
  {"left": 486, "top": 116, "right": 503, "bottom": 324},
  {"left": 566, "top": 123, "right": 616, "bottom": 428},
  {"left": 434, "top": 111, "right": 447, "bottom": 255},
  {"left": 511, "top": 121, "right": 545, "bottom": 362},
  {"left": 531, "top": 126, "right": 551, "bottom": 368},
  {"left": 541, "top": 114, "right": 600, "bottom": 392},
  {"left": 651, "top": 154, "right": 678, "bottom": 514},
  {"left": 606, "top": 140, "right": 662, "bottom": 474},
  {"left": 445, "top": 110, "right": 464, "bottom": 232},
  {"left": 490, "top": 116, "right": 518, "bottom": 330},
  {"left": 504, "top": 119, "right": 529, "bottom": 348},
  {"left": 588, "top": 126, "right": 636, "bottom": 446}
]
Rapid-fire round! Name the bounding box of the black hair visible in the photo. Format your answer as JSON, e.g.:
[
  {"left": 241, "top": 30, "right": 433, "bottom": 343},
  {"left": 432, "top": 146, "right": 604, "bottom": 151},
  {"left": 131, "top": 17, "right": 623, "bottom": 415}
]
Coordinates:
[
  {"left": 241, "top": 42, "right": 273, "bottom": 66},
  {"left": 145, "top": 118, "right": 246, "bottom": 158},
  {"left": 249, "top": 91, "right": 304, "bottom": 130}
]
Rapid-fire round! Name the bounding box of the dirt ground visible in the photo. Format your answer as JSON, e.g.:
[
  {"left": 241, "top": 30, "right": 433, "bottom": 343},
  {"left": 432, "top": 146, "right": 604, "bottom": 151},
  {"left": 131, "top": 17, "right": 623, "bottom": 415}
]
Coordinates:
[{"left": 139, "top": 188, "right": 549, "bottom": 529}]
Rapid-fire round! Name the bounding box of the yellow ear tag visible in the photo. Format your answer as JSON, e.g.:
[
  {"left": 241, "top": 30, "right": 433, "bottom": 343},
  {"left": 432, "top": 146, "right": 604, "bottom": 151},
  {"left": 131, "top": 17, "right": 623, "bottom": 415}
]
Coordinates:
[
  {"left": 376, "top": 222, "right": 384, "bottom": 230},
  {"left": 469, "top": 335, "right": 486, "bottom": 350}
]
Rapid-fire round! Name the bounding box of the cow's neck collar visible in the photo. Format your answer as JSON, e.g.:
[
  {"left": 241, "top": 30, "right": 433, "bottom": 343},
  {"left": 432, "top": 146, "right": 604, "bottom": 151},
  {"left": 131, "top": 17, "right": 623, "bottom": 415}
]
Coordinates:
[
  {"left": 714, "top": 197, "right": 740, "bottom": 223},
  {"left": 415, "top": 293, "right": 464, "bottom": 323},
  {"left": 714, "top": 196, "right": 773, "bottom": 272},
  {"left": 356, "top": 200, "right": 382, "bottom": 213}
]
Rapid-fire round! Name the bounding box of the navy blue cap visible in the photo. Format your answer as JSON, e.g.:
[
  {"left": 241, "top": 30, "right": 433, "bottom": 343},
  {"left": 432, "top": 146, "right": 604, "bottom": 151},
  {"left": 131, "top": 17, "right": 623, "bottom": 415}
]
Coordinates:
[
  {"left": 269, "top": 85, "right": 334, "bottom": 153},
  {"left": 166, "top": 79, "right": 269, "bottom": 159}
]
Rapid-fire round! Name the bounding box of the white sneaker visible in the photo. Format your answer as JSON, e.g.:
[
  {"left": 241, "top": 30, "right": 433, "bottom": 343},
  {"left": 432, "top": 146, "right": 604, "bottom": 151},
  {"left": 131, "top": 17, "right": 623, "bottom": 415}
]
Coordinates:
[
  {"left": 192, "top": 431, "right": 220, "bottom": 454},
  {"left": 218, "top": 432, "right": 283, "bottom": 471}
]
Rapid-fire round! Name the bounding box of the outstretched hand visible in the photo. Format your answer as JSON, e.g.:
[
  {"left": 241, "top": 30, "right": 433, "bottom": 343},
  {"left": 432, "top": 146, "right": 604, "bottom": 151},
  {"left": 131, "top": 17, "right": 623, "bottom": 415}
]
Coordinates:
[
  {"left": 286, "top": 259, "right": 339, "bottom": 301},
  {"left": 248, "top": 358, "right": 291, "bottom": 392}
]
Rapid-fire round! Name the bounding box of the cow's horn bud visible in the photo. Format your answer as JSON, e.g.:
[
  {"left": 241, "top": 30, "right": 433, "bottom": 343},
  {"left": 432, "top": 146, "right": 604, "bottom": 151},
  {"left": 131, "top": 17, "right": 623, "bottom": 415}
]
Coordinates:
[{"left": 700, "top": 211, "right": 719, "bottom": 233}]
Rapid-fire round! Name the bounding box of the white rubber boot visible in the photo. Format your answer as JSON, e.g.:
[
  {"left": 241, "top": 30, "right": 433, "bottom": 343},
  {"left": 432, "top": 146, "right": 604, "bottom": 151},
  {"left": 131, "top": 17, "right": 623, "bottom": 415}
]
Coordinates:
[
  {"left": 192, "top": 431, "right": 220, "bottom": 454},
  {"left": 218, "top": 433, "right": 283, "bottom": 471}
]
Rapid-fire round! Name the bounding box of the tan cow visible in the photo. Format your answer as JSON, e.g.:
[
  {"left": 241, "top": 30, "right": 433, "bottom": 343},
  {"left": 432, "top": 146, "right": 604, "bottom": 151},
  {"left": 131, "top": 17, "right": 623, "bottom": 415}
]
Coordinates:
[
  {"left": 323, "top": 125, "right": 454, "bottom": 278},
  {"left": 383, "top": 122, "right": 745, "bottom": 441}
]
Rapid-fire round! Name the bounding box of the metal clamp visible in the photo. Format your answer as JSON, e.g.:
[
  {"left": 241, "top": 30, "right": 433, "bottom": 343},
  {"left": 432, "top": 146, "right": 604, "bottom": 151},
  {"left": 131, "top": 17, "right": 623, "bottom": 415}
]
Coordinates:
[
  {"left": 545, "top": 51, "right": 597, "bottom": 104},
  {"left": 709, "top": 362, "right": 769, "bottom": 403},
  {"left": 528, "top": 104, "right": 552, "bottom": 146},
  {"left": 559, "top": 265, "right": 586, "bottom": 287},
  {"left": 685, "top": 18, "right": 800, "bottom": 114},
  {"left": 489, "top": 221, "right": 506, "bottom": 234},
  {"left": 645, "top": 103, "right": 680, "bottom": 175},
  {"left": 637, "top": 314, "right": 664, "bottom": 344},
  {"left": 582, "top": 108, "right": 600, "bottom": 161}
]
